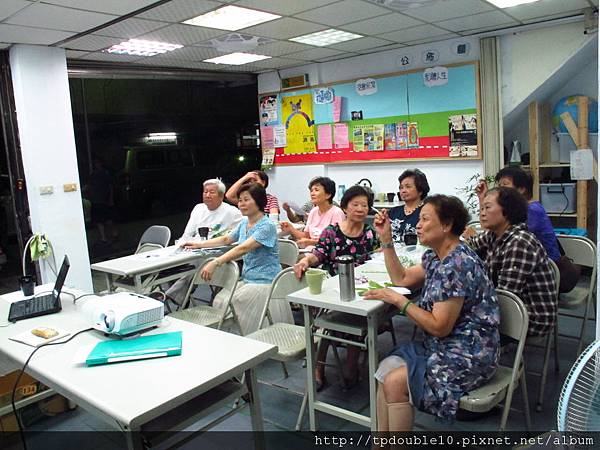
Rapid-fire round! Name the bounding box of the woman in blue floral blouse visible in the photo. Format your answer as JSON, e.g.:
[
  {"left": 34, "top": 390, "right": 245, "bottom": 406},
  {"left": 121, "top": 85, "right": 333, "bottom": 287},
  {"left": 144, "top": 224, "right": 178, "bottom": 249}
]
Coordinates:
[
  {"left": 364, "top": 195, "right": 499, "bottom": 431},
  {"left": 294, "top": 185, "right": 380, "bottom": 388}
]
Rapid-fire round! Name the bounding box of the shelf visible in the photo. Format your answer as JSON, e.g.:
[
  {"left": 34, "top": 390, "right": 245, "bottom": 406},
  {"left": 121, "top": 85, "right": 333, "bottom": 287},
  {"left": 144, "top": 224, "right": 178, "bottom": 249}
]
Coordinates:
[{"left": 548, "top": 213, "right": 578, "bottom": 218}]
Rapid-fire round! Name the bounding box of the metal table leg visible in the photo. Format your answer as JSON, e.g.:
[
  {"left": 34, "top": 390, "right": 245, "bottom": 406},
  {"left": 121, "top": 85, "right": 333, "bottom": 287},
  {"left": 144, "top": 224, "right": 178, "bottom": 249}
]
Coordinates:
[
  {"left": 134, "top": 275, "right": 142, "bottom": 293},
  {"left": 367, "top": 312, "right": 378, "bottom": 432},
  {"left": 103, "top": 273, "right": 112, "bottom": 293},
  {"left": 303, "top": 306, "right": 317, "bottom": 431},
  {"left": 245, "top": 367, "right": 266, "bottom": 450}
]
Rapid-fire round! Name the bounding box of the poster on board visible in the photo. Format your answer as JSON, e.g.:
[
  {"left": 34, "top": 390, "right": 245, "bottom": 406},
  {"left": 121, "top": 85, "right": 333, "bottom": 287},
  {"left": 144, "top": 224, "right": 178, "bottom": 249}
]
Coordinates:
[
  {"left": 449, "top": 114, "right": 477, "bottom": 157},
  {"left": 282, "top": 93, "right": 316, "bottom": 154},
  {"left": 259, "top": 95, "right": 278, "bottom": 126}
]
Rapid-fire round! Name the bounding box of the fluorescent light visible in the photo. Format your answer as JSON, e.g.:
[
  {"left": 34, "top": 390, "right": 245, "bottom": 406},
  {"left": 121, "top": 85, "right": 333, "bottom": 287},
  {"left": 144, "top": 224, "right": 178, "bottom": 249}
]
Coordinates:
[
  {"left": 105, "top": 39, "right": 182, "bottom": 57},
  {"left": 145, "top": 132, "right": 178, "bottom": 144},
  {"left": 485, "top": 0, "right": 540, "bottom": 7},
  {"left": 289, "top": 29, "right": 363, "bottom": 47},
  {"left": 183, "top": 5, "right": 280, "bottom": 31},
  {"left": 204, "top": 52, "right": 271, "bottom": 65}
]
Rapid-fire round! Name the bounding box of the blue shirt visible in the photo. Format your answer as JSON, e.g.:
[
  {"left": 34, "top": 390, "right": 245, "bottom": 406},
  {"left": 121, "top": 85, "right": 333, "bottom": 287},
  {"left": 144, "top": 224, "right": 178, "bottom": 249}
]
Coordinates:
[
  {"left": 229, "top": 216, "right": 280, "bottom": 284},
  {"left": 528, "top": 201, "right": 560, "bottom": 261}
]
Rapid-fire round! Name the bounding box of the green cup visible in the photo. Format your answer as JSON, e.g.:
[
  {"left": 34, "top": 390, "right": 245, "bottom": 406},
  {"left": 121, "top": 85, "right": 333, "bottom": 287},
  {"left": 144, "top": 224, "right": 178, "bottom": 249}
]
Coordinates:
[{"left": 306, "top": 268, "right": 327, "bottom": 295}]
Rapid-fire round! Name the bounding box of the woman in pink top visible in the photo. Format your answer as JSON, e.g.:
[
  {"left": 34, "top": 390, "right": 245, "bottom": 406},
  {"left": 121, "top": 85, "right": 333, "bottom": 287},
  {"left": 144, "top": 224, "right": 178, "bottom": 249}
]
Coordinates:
[{"left": 281, "top": 177, "right": 345, "bottom": 248}]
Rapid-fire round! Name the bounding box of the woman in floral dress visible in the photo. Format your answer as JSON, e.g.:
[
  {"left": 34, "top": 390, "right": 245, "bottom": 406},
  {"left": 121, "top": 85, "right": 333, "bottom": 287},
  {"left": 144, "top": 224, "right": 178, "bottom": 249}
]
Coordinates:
[
  {"left": 364, "top": 195, "right": 499, "bottom": 430},
  {"left": 294, "top": 185, "right": 380, "bottom": 388}
]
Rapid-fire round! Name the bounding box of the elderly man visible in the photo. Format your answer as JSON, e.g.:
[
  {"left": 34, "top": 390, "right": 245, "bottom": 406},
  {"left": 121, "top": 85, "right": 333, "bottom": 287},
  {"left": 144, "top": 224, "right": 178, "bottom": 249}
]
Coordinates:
[{"left": 164, "top": 178, "right": 242, "bottom": 305}]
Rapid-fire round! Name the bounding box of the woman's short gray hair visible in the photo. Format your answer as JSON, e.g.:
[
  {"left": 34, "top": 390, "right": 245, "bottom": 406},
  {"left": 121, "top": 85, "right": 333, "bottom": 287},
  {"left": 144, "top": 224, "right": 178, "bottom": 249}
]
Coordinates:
[{"left": 203, "top": 178, "right": 226, "bottom": 195}]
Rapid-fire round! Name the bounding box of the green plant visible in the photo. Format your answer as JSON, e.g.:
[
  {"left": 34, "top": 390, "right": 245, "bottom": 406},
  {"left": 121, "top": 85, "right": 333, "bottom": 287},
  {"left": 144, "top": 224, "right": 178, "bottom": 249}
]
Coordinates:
[{"left": 456, "top": 173, "right": 495, "bottom": 213}]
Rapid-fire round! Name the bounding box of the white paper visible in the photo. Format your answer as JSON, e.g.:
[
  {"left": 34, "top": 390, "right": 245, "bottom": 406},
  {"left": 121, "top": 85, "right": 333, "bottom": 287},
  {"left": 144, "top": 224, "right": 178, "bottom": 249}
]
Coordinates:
[
  {"left": 570, "top": 149, "right": 594, "bottom": 180},
  {"left": 10, "top": 328, "right": 71, "bottom": 348},
  {"left": 273, "top": 125, "right": 287, "bottom": 147}
]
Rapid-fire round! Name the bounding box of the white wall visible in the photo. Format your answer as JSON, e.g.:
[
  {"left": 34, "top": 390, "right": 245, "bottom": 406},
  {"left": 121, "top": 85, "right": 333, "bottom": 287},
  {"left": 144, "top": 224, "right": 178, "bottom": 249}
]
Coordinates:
[
  {"left": 260, "top": 37, "right": 484, "bottom": 213},
  {"left": 10, "top": 45, "right": 92, "bottom": 291}
]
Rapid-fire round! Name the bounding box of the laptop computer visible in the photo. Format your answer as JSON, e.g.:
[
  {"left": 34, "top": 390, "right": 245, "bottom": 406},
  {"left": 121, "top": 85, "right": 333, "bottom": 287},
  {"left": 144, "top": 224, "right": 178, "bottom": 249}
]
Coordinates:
[{"left": 8, "top": 255, "right": 70, "bottom": 323}]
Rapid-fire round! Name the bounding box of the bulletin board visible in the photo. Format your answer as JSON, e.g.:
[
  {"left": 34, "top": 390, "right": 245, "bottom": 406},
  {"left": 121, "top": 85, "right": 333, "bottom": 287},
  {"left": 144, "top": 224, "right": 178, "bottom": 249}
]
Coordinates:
[{"left": 258, "top": 61, "right": 481, "bottom": 167}]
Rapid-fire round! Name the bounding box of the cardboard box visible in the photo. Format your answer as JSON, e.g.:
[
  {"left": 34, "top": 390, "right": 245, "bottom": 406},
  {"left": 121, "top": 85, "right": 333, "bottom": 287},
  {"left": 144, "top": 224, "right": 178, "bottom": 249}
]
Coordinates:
[{"left": 0, "top": 370, "right": 42, "bottom": 408}]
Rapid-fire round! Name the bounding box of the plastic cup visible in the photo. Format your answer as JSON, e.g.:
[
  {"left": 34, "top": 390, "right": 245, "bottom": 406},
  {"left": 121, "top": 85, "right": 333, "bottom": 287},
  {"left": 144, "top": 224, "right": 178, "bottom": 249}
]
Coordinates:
[
  {"left": 306, "top": 268, "right": 327, "bottom": 295},
  {"left": 387, "top": 192, "right": 395, "bottom": 203}
]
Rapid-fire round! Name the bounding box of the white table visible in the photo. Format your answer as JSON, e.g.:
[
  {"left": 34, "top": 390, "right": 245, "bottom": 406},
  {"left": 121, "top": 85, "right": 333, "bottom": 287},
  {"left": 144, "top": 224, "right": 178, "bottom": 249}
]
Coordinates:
[
  {"left": 0, "top": 285, "right": 276, "bottom": 449},
  {"left": 90, "top": 245, "right": 230, "bottom": 293},
  {"left": 287, "top": 263, "right": 393, "bottom": 432}
]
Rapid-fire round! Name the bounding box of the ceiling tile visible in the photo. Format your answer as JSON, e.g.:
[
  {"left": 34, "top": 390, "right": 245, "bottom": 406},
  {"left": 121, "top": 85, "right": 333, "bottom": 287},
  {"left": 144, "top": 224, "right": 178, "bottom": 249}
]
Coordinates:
[
  {"left": 340, "top": 13, "right": 424, "bottom": 35},
  {"left": 234, "top": 0, "right": 339, "bottom": 15},
  {"left": 135, "top": 57, "right": 222, "bottom": 70},
  {"left": 6, "top": 3, "right": 117, "bottom": 32},
  {"left": 356, "top": 42, "right": 405, "bottom": 54},
  {"left": 378, "top": 24, "right": 451, "bottom": 43},
  {"left": 0, "top": 24, "right": 73, "bottom": 45},
  {"left": 39, "top": 0, "right": 159, "bottom": 16},
  {"left": 242, "top": 17, "right": 327, "bottom": 39},
  {"left": 59, "top": 34, "right": 122, "bottom": 51},
  {"left": 136, "top": 23, "right": 225, "bottom": 45},
  {"left": 0, "top": 0, "right": 30, "bottom": 22},
  {"left": 151, "top": 45, "right": 225, "bottom": 61},
  {"left": 243, "top": 56, "right": 305, "bottom": 70},
  {"left": 295, "top": 0, "right": 390, "bottom": 27},
  {"left": 403, "top": 0, "right": 494, "bottom": 23},
  {"left": 285, "top": 47, "right": 349, "bottom": 61},
  {"left": 94, "top": 18, "right": 167, "bottom": 39},
  {"left": 436, "top": 11, "right": 518, "bottom": 33},
  {"left": 137, "top": 0, "right": 222, "bottom": 23},
  {"left": 80, "top": 52, "right": 144, "bottom": 63},
  {"left": 405, "top": 32, "right": 460, "bottom": 46},
  {"left": 252, "top": 40, "right": 313, "bottom": 57},
  {"left": 503, "top": 0, "right": 589, "bottom": 21},
  {"left": 316, "top": 53, "right": 357, "bottom": 62},
  {"left": 65, "top": 49, "right": 91, "bottom": 58},
  {"left": 329, "top": 36, "right": 393, "bottom": 52}
]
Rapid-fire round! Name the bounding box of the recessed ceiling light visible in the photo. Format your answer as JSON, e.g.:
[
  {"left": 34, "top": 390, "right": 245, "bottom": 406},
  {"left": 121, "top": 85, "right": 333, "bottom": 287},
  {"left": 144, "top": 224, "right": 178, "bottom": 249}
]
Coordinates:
[
  {"left": 289, "top": 29, "right": 363, "bottom": 47},
  {"left": 204, "top": 52, "right": 271, "bottom": 65},
  {"left": 105, "top": 39, "right": 182, "bottom": 57},
  {"left": 485, "top": 0, "right": 540, "bottom": 7},
  {"left": 183, "top": 5, "right": 280, "bottom": 31}
]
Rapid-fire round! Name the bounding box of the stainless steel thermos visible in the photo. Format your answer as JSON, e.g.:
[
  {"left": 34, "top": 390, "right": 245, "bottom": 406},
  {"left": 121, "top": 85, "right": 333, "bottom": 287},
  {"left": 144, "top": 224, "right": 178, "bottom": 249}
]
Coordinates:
[{"left": 336, "top": 255, "right": 355, "bottom": 301}]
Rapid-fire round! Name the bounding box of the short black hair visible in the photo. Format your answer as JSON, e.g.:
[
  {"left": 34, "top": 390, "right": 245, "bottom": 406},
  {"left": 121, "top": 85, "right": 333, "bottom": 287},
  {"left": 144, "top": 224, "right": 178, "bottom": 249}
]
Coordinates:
[
  {"left": 253, "top": 170, "right": 269, "bottom": 188},
  {"left": 309, "top": 176, "right": 336, "bottom": 204},
  {"left": 495, "top": 166, "right": 533, "bottom": 200},
  {"left": 423, "top": 194, "right": 470, "bottom": 237},
  {"left": 340, "top": 185, "right": 373, "bottom": 210},
  {"left": 237, "top": 183, "right": 267, "bottom": 211},
  {"left": 487, "top": 187, "right": 528, "bottom": 225},
  {"left": 398, "top": 169, "right": 430, "bottom": 200}
]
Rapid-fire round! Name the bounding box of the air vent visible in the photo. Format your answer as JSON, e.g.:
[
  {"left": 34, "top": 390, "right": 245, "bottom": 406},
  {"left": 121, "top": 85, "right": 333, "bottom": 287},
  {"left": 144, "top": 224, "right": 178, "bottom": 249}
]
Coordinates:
[{"left": 197, "top": 33, "right": 274, "bottom": 53}]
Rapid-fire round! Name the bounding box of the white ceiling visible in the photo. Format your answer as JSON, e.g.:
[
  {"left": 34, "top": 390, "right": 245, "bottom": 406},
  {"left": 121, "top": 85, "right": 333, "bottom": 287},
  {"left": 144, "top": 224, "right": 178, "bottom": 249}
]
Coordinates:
[{"left": 0, "top": 0, "right": 594, "bottom": 74}]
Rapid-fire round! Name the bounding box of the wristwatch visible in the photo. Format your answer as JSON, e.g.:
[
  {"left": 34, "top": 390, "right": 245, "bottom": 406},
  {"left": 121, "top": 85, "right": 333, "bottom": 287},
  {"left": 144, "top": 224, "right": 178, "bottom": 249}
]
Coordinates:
[{"left": 381, "top": 242, "right": 394, "bottom": 250}]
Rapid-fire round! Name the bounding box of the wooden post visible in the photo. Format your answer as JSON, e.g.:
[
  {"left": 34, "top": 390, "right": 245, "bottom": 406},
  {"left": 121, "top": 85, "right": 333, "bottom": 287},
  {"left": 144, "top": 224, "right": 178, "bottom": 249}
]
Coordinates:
[
  {"left": 529, "top": 102, "right": 540, "bottom": 201},
  {"left": 577, "top": 96, "right": 589, "bottom": 229}
]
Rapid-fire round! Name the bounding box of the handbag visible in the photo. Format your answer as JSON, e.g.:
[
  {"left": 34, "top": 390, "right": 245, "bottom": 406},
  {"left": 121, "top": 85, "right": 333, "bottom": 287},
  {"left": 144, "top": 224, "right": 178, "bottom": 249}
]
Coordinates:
[{"left": 556, "top": 239, "right": 581, "bottom": 293}]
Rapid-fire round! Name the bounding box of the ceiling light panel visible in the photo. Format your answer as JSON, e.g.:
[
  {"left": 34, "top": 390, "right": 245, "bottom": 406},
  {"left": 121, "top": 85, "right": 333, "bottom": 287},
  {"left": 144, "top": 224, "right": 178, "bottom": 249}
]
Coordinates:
[
  {"left": 105, "top": 39, "right": 183, "bottom": 57},
  {"left": 290, "top": 29, "right": 363, "bottom": 47},
  {"left": 183, "top": 5, "right": 280, "bottom": 31},
  {"left": 204, "top": 52, "right": 271, "bottom": 65}
]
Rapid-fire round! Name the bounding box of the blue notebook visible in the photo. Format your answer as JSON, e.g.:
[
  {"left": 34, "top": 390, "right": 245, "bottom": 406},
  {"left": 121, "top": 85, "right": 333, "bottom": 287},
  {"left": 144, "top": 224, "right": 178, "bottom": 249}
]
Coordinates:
[{"left": 86, "top": 331, "right": 182, "bottom": 366}]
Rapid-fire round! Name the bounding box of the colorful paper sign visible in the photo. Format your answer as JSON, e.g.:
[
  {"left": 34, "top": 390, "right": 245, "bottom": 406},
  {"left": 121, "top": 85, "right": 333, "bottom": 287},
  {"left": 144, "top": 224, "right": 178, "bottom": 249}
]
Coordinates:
[
  {"left": 282, "top": 93, "right": 316, "bottom": 154},
  {"left": 317, "top": 125, "right": 333, "bottom": 150},
  {"left": 259, "top": 95, "right": 278, "bottom": 126},
  {"left": 423, "top": 66, "right": 449, "bottom": 87},
  {"left": 333, "top": 123, "right": 349, "bottom": 149},
  {"left": 449, "top": 114, "right": 477, "bottom": 157},
  {"left": 355, "top": 78, "right": 377, "bottom": 96},
  {"left": 273, "top": 125, "right": 286, "bottom": 147},
  {"left": 333, "top": 97, "right": 342, "bottom": 123},
  {"left": 314, "top": 87, "right": 334, "bottom": 104},
  {"left": 260, "top": 126, "right": 274, "bottom": 150}
]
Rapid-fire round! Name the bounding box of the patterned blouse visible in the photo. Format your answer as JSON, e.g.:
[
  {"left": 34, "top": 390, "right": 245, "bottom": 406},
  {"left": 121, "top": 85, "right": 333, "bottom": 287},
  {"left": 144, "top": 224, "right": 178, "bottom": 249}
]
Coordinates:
[
  {"left": 389, "top": 204, "right": 422, "bottom": 244},
  {"left": 311, "top": 223, "right": 380, "bottom": 275},
  {"left": 265, "top": 193, "right": 279, "bottom": 213},
  {"left": 418, "top": 243, "right": 500, "bottom": 420},
  {"left": 467, "top": 223, "right": 558, "bottom": 336}
]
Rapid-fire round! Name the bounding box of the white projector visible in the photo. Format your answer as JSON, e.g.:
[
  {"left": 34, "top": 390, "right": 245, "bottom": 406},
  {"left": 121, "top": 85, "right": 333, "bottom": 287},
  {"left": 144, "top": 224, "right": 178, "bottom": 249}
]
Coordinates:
[{"left": 84, "top": 292, "right": 164, "bottom": 336}]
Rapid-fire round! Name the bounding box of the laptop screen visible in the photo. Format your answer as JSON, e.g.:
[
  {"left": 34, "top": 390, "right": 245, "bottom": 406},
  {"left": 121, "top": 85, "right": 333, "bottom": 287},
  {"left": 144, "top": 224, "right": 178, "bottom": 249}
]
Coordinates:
[{"left": 52, "top": 255, "right": 70, "bottom": 300}]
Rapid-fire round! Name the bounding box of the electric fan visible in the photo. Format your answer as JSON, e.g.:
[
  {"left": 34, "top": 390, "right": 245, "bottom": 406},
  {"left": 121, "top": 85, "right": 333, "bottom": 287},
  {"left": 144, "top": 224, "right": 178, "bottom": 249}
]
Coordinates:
[{"left": 557, "top": 340, "right": 600, "bottom": 431}]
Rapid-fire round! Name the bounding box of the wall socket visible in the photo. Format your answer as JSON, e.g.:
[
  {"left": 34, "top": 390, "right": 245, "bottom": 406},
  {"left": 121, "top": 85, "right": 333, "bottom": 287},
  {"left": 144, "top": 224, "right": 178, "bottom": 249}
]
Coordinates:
[
  {"left": 63, "top": 183, "right": 78, "bottom": 192},
  {"left": 39, "top": 186, "right": 53, "bottom": 195}
]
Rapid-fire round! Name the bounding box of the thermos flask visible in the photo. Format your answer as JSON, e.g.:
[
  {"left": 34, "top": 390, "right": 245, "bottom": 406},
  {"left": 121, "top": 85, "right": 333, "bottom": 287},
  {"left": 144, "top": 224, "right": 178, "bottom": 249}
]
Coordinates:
[{"left": 336, "top": 255, "right": 355, "bottom": 301}]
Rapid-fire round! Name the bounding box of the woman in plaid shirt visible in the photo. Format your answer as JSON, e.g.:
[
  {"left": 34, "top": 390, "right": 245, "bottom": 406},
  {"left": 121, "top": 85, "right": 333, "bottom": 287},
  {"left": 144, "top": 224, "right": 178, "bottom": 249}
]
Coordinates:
[{"left": 467, "top": 186, "right": 558, "bottom": 337}]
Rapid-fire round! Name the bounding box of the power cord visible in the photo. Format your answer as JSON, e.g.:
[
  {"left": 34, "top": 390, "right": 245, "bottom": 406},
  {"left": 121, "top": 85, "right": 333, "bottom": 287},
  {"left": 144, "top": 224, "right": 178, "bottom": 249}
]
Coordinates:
[{"left": 11, "top": 327, "right": 94, "bottom": 450}]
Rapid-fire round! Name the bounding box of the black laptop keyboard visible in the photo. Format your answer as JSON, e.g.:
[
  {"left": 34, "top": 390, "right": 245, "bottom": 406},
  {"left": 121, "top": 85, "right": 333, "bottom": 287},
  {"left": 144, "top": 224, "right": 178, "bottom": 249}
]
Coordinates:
[{"left": 8, "top": 294, "right": 58, "bottom": 322}]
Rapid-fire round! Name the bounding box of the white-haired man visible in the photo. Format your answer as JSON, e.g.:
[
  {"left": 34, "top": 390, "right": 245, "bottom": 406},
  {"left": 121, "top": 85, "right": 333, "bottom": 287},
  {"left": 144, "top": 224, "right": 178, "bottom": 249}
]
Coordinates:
[{"left": 164, "top": 178, "right": 242, "bottom": 304}]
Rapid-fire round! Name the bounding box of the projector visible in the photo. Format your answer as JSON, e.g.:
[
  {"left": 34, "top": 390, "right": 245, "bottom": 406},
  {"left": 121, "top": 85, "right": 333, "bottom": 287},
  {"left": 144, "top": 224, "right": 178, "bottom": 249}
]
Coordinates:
[{"left": 84, "top": 292, "right": 164, "bottom": 336}]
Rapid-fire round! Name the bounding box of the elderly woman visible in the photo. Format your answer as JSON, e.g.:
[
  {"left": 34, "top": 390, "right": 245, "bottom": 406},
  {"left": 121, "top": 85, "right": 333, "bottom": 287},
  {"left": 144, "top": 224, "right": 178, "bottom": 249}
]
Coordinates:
[
  {"left": 389, "top": 169, "right": 430, "bottom": 245},
  {"left": 183, "top": 183, "right": 291, "bottom": 335},
  {"left": 281, "top": 176, "right": 345, "bottom": 249},
  {"left": 364, "top": 195, "right": 499, "bottom": 430},
  {"left": 294, "top": 185, "right": 379, "bottom": 388}
]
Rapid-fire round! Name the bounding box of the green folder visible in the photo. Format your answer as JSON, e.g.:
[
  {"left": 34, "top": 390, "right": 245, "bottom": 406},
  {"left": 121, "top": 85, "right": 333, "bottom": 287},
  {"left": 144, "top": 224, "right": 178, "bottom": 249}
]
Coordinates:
[{"left": 86, "top": 331, "right": 182, "bottom": 367}]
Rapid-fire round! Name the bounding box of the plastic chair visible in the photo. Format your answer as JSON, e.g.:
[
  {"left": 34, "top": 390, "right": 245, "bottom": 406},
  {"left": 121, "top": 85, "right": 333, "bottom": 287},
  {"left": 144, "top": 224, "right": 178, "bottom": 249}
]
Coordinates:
[
  {"left": 459, "top": 289, "right": 532, "bottom": 431},
  {"left": 529, "top": 258, "right": 560, "bottom": 412},
  {"left": 278, "top": 239, "right": 299, "bottom": 268},
  {"left": 168, "top": 257, "right": 240, "bottom": 332},
  {"left": 556, "top": 235, "right": 596, "bottom": 355},
  {"left": 467, "top": 220, "right": 484, "bottom": 234},
  {"left": 245, "top": 267, "right": 309, "bottom": 430},
  {"left": 112, "top": 225, "right": 172, "bottom": 292}
]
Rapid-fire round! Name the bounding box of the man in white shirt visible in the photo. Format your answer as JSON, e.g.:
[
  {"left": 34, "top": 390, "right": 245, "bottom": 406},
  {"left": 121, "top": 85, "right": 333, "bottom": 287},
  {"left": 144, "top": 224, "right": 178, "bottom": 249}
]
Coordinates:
[{"left": 165, "top": 178, "right": 242, "bottom": 304}]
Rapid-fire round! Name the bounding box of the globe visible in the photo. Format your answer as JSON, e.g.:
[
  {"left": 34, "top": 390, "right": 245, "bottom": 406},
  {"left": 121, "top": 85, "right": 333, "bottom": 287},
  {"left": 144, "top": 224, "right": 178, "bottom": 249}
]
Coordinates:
[{"left": 552, "top": 95, "right": 598, "bottom": 133}]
